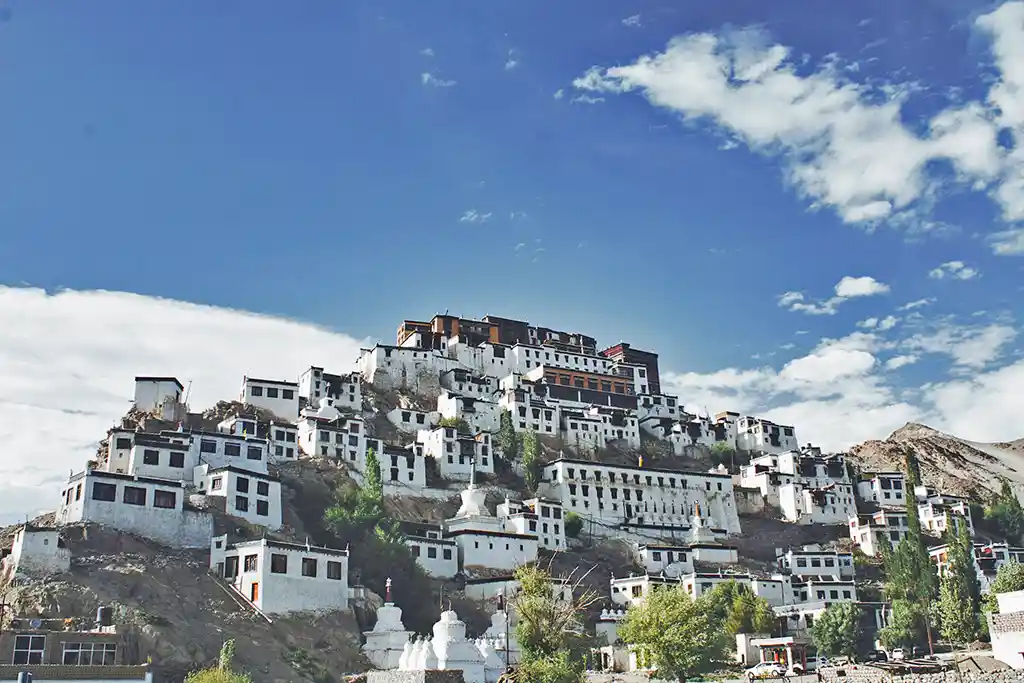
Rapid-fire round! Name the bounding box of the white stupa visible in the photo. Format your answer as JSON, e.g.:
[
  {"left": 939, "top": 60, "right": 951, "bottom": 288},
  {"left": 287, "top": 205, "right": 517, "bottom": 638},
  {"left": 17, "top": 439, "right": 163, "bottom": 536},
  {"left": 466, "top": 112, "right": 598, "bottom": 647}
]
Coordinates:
[{"left": 362, "top": 578, "right": 412, "bottom": 669}]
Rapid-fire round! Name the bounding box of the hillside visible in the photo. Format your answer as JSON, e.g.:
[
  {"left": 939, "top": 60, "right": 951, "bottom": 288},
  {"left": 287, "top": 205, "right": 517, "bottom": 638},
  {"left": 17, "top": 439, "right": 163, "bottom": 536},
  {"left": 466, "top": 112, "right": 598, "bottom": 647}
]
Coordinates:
[{"left": 848, "top": 422, "right": 1024, "bottom": 500}]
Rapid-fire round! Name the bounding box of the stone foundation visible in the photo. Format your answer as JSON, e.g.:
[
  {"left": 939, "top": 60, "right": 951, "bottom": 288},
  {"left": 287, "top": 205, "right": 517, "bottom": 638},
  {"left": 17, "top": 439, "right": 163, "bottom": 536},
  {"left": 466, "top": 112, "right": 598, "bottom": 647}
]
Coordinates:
[{"left": 366, "top": 671, "right": 466, "bottom": 683}]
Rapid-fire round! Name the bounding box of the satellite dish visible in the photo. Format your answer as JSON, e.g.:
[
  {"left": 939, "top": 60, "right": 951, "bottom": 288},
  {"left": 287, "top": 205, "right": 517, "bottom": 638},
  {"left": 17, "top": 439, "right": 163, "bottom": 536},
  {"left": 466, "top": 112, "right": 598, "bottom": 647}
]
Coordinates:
[{"left": 29, "top": 619, "right": 42, "bottom": 629}]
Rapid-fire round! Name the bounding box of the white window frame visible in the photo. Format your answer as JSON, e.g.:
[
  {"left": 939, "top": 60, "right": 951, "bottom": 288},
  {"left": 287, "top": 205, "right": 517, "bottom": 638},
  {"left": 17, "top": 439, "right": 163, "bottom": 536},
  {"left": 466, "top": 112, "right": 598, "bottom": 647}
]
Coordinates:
[
  {"left": 62, "top": 641, "right": 117, "bottom": 665},
  {"left": 13, "top": 635, "right": 45, "bottom": 665}
]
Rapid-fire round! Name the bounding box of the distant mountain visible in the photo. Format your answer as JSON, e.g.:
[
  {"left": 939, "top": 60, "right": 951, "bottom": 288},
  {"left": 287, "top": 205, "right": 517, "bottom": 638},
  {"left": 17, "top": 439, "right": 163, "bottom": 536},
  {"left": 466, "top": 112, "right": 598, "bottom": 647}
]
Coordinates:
[{"left": 848, "top": 422, "right": 1024, "bottom": 501}]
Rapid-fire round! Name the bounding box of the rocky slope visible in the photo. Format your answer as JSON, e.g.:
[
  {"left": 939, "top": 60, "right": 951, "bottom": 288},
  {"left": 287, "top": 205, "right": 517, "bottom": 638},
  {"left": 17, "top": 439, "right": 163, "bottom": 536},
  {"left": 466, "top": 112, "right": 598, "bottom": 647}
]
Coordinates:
[{"left": 848, "top": 422, "right": 1024, "bottom": 500}]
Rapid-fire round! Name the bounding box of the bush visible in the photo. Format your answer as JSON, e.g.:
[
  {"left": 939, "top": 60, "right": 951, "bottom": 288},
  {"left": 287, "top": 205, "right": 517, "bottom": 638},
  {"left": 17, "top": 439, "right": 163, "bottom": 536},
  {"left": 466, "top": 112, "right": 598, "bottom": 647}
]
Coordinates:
[{"left": 563, "top": 512, "right": 583, "bottom": 538}]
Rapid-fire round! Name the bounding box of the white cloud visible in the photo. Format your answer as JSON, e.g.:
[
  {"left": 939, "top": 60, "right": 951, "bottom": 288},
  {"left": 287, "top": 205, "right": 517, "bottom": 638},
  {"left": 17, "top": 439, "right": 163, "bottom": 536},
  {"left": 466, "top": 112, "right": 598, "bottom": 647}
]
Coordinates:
[
  {"left": 857, "top": 317, "right": 879, "bottom": 329},
  {"left": 420, "top": 48, "right": 435, "bottom": 57},
  {"left": 553, "top": 89, "right": 566, "bottom": 100},
  {"left": 0, "top": 287, "right": 367, "bottom": 524},
  {"left": 877, "top": 315, "right": 899, "bottom": 331},
  {"left": 622, "top": 14, "right": 642, "bottom": 28},
  {"left": 903, "top": 322, "right": 1017, "bottom": 369},
  {"left": 885, "top": 354, "right": 919, "bottom": 370},
  {"left": 459, "top": 209, "right": 492, "bottom": 223},
  {"left": 421, "top": 72, "right": 456, "bottom": 88},
  {"left": 779, "top": 275, "right": 890, "bottom": 315},
  {"left": 929, "top": 260, "right": 980, "bottom": 280},
  {"left": 570, "top": 6, "right": 1024, "bottom": 253},
  {"left": 899, "top": 297, "right": 936, "bottom": 311},
  {"left": 571, "top": 94, "right": 605, "bottom": 105}
]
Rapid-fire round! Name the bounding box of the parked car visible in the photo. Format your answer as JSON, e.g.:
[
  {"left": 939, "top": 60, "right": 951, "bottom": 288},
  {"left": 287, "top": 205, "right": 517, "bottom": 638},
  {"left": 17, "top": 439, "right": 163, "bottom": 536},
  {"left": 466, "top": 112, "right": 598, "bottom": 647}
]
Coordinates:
[
  {"left": 746, "top": 661, "right": 787, "bottom": 679},
  {"left": 864, "top": 649, "right": 889, "bottom": 663},
  {"left": 891, "top": 648, "right": 905, "bottom": 661}
]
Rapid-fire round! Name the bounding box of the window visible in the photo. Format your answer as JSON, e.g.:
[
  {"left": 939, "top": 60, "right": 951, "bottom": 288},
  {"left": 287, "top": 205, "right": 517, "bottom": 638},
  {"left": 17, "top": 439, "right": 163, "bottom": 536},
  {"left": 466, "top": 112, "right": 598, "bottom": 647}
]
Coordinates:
[
  {"left": 224, "top": 556, "right": 239, "bottom": 578},
  {"left": 842, "top": 590, "right": 852, "bottom": 599},
  {"left": 14, "top": 635, "right": 46, "bottom": 665},
  {"left": 63, "top": 642, "right": 117, "bottom": 666},
  {"left": 652, "top": 551, "right": 662, "bottom": 561},
  {"left": 257, "top": 481, "right": 270, "bottom": 496},
  {"left": 326, "top": 560, "right": 343, "bottom": 580},
  {"left": 427, "top": 546, "right": 437, "bottom": 559},
  {"left": 244, "top": 554, "right": 258, "bottom": 572},
  {"left": 123, "top": 486, "right": 147, "bottom": 506},
  {"left": 237, "top": 477, "right": 250, "bottom": 493},
  {"left": 271, "top": 554, "right": 288, "bottom": 574},
  {"left": 235, "top": 496, "right": 249, "bottom": 511},
  {"left": 224, "top": 442, "right": 241, "bottom": 457},
  {"left": 154, "top": 490, "right": 177, "bottom": 509},
  {"left": 829, "top": 590, "right": 839, "bottom": 599},
  {"left": 251, "top": 385, "right": 263, "bottom": 396},
  {"left": 201, "top": 440, "right": 217, "bottom": 454},
  {"left": 115, "top": 437, "right": 132, "bottom": 450},
  {"left": 410, "top": 545, "right": 420, "bottom": 557},
  {"left": 92, "top": 481, "right": 117, "bottom": 501},
  {"left": 443, "top": 549, "right": 452, "bottom": 560},
  {"left": 256, "top": 500, "right": 269, "bottom": 516},
  {"left": 247, "top": 446, "right": 262, "bottom": 460},
  {"left": 266, "top": 387, "right": 279, "bottom": 398},
  {"left": 302, "top": 558, "right": 318, "bottom": 577},
  {"left": 282, "top": 389, "right": 294, "bottom": 400},
  {"left": 142, "top": 449, "right": 159, "bottom": 465},
  {"left": 169, "top": 451, "right": 185, "bottom": 468},
  {"left": 275, "top": 430, "right": 286, "bottom": 441},
  {"left": 211, "top": 477, "right": 223, "bottom": 491}
]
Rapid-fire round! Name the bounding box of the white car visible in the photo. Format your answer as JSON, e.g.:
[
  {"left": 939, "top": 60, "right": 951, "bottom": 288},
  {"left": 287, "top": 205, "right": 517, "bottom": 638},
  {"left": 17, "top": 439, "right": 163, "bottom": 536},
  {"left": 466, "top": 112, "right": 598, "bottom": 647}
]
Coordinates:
[
  {"left": 746, "top": 661, "right": 787, "bottom": 679},
  {"left": 891, "top": 648, "right": 906, "bottom": 661}
]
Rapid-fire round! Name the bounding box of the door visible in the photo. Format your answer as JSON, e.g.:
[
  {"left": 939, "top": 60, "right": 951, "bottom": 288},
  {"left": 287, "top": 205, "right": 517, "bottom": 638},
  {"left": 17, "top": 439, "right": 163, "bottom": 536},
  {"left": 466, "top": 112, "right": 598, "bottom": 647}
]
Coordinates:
[{"left": 250, "top": 582, "right": 259, "bottom": 602}]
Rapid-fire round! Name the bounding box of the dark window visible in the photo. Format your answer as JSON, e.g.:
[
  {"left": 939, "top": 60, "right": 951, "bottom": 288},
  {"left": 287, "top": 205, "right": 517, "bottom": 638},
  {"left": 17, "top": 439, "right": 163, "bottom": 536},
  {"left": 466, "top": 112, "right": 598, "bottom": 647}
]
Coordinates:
[
  {"left": 256, "top": 500, "right": 269, "bottom": 516},
  {"left": 115, "top": 437, "right": 132, "bottom": 450},
  {"left": 348, "top": 435, "right": 359, "bottom": 447},
  {"left": 427, "top": 547, "right": 437, "bottom": 558},
  {"left": 257, "top": 481, "right": 270, "bottom": 496},
  {"left": 224, "top": 442, "right": 241, "bottom": 457},
  {"left": 282, "top": 389, "right": 294, "bottom": 400},
  {"left": 271, "top": 554, "right": 288, "bottom": 574},
  {"left": 251, "top": 386, "right": 263, "bottom": 396},
  {"left": 235, "top": 496, "right": 249, "bottom": 511},
  {"left": 237, "top": 477, "right": 250, "bottom": 493},
  {"left": 123, "top": 486, "right": 147, "bottom": 506},
  {"left": 13, "top": 635, "right": 46, "bottom": 665},
  {"left": 224, "top": 556, "right": 239, "bottom": 578},
  {"left": 142, "top": 449, "right": 159, "bottom": 465},
  {"left": 169, "top": 451, "right": 185, "bottom": 468},
  {"left": 154, "top": 490, "right": 177, "bottom": 509},
  {"left": 302, "top": 558, "right": 318, "bottom": 577},
  {"left": 443, "top": 548, "right": 452, "bottom": 560},
  {"left": 211, "top": 477, "right": 223, "bottom": 491},
  {"left": 201, "top": 440, "right": 217, "bottom": 453},
  {"left": 244, "top": 554, "right": 258, "bottom": 572},
  {"left": 266, "top": 387, "right": 279, "bottom": 398},
  {"left": 327, "top": 560, "right": 343, "bottom": 580},
  {"left": 410, "top": 545, "right": 421, "bottom": 557},
  {"left": 247, "top": 446, "right": 262, "bottom": 460},
  {"left": 92, "top": 482, "right": 117, "bottom": 501},
  {"left": 63, "top": 642, "right": 116, "bottom": 666},
  {"left": 275, "top": 430, "right": 286, "bottom": 441}
]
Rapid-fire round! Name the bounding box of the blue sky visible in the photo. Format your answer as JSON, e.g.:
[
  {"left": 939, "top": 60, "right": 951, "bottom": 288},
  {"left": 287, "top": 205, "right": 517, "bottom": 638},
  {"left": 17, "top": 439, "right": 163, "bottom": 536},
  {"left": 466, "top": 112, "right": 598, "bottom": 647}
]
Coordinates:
[{"left": 1, "top": 0, "right": 1023, "bottom": 518}]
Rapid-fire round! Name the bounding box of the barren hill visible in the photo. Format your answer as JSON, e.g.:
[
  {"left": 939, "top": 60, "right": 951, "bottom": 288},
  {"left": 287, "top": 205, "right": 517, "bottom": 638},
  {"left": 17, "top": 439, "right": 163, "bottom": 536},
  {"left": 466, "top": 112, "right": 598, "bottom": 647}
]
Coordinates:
[{"left": 848, "top": 422, "right": 1024, "bottom": 500}]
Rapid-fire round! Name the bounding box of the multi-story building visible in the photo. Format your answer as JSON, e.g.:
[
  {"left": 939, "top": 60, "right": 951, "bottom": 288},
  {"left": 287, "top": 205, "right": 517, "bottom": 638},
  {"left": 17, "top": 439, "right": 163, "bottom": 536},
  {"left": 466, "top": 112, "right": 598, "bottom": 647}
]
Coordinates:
[
  {"left": 929, "top": 541, "right": 1024, "bottom": 593},
  {"left": 537, "top": 459, "right": 742, "bottom": 537},
  {"left": 917, "top": 491, "right": 975, "bottom": 536},
  {"left": 497, "top": 497, "right": 567, "bottom": 551},
  {"left": 194, "top": 465, "right": 283, "bottom": 530},
  {"left": 437, "top": 391, "right": 501, "bottom": 434},
  {"left": 778, "top": 481, "right": 857, "bottom": 525},
  {"left": 776, "top": 545, "right": 855, "bottom": 579},
  {"left": 417, "top": 426, "right": 494, "bottom": 481},
  {"left": 856, "top": 472, "right": 907, "bottom": 507},
  {"left": 735, "top": 417, "right": 799, "bottom": 454},
  {"left": 397, "top": 314, "right": 597, "bottom": 356},
  {"left": 240, "top": 376, "right": 300, "bottom": 419},
  {"left": 298, "top": 365, "right": 362, "bottom": 412},
  {"left": 849, "top": 507, "right": 911, "bottom": 556},
  {"left": 601, "top": 342, "right": 662, "bottom": 395}
]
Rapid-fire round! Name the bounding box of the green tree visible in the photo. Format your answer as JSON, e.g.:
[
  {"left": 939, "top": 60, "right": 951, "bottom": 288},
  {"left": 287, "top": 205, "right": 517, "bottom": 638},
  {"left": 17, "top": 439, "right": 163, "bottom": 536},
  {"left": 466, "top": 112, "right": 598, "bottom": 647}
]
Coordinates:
[
  {"left": 811, "top": 602, "right": 862, "bottom": 658},
  {"left": 185, "top": 640, "right": 252, "bottom": 683},
  {"left": 364, "top": 447, "right": 383, "bottom": 502},
  {"left": 563, "top": 511, "right": 583, "bottom": 538},
  {"left": 983, "top": 561, "right": 1024, "bottom": 616},
  {"left": 618, "top": 584, "right": 726, "bottom": 682},
  {"left": 521, "top": 429, "right": 539, "bottom": 492},
  {"left": 437, "top": 416, "right": 470, "bottom": 432},
  {"left": 878, "top": 599, "right": 928, "bottom": 649},
  {"left": 509, "top": 565, "right": 597, "bottom": 683},
  {"left": 939, "top": 571, "right": 977, "bottom": 645},
  {"left": 498, "top": 410, "right": 520, "bottom": 462},
  {"left": 701, "top": 581, "right": 774, "bottom": 645},
  {"left": 986, "top": 479, "right": 1024, "bottom": 543}
]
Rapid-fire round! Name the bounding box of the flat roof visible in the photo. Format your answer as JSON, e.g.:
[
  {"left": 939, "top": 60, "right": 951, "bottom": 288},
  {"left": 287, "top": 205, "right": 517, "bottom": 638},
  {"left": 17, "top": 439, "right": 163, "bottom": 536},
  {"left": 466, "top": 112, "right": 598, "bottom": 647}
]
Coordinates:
[
  {"left": 134, "top": 376, "right": 183, "bottom": 390},
  {"left": 543, "top": 458, "right": 732, "bottom": 479},
  {"left": 245, "top": 377, "right": 299, "bottom": 387},
  {"left": 69, "top": 469, "right": 185, "bottom": 489},
  {"left": 227, "top": 537, "right": 348, "bottom": 557}
]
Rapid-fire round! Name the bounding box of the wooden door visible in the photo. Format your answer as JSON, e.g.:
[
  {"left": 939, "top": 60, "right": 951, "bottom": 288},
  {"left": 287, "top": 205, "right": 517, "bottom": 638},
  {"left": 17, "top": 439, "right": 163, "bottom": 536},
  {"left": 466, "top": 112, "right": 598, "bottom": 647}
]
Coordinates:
[{"left": 250, "top": 582, "right": 259, "bottom": 602}]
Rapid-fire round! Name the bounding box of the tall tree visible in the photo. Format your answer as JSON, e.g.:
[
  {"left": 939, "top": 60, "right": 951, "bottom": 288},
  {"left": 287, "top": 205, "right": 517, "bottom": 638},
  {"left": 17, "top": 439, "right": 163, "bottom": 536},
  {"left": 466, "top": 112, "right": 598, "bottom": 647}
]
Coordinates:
[
  {"left": 700, "top": 581, "right": 774, "bottom": 646},
  {"left": 498, "top": 410, "right": 520, "bottom": 462},
  {"left": 521, "top": 429, "right": 539, "bottom": 492},
  {"left": 185, "top": 640, "right": 252, "bottom": 683},
  {"left": 618, "top": 584, "right": 726, "bottom": 682},
  {"left": 812, "top": 602, "right": 862, "bottom": 659},
  {"left": 986, "top": 478, "right": 1024, "bottom": 543},
  {"left": 878, "top": 599, "right": 928, "bottom": 649},
  {"left": 939, "top": 571, "right": 977, "bottom": 645},
  {"left": 364, "top": 447, "right": 383, "bottom": 501}
]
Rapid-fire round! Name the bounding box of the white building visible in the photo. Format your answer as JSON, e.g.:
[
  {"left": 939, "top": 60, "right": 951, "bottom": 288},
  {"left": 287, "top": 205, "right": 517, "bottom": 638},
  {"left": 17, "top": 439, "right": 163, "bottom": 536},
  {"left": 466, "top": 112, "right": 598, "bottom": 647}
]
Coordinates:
[
  {"left": 855, "top": 472, "right": 907, "bottom": 507},
  {"left": 299, "top": 366, "right": 362, "bottom": 412},
  {"left": 537, "top": 458, "right": 742, "bottom": 538},
  {"left": 377, "top": 442, "right": 428, "bottom": 490},
  {"left": 635, "top": 393, "right": 682, "bottom": 422},
  {"left": 358, "top": 344, "right": 457, "bottom": 390},
  {"left": 297, "top": 413, "right": 368, "bottom": 464},
  {"left": 776, "top": 545, "right": 854, "bottom": 579},
  {"left": 418, "top": 426, "right": 495, "bottom": 481},
  {"left": 125, "top": 433, "right": 194, "bottom": 483},
  {"left": 268, "top": 420, "right": 300, "bottom": 462},
  {"left": 240, "top": 376, "right": 300, "bottom": 419},
  {"left": 989, "top": 589, "right": 1024, "bottom": 669},
  {"left": 778, "top": 482, "right": 856, "bottom": 525},
  {"left": 929, "top": 541, "right": 1024, "bottom": 593},
  {"left": 918, "top": 495, "right": 975, "bottom": 537},
  {"left": 445, "top": 480, "right": 538, "bottom": 572},
  {"left": 210, "top": 535, "right": 350, "bottom": 615},
  {"left": 0, "top": 525, "right": 70, "bottom": 581},
  {"left": 497, "top": 497, "right": 567, "bottom": 551},
  {"left": 405, "top": 533, "right": 459, "bottom": 578},
  {"left": 437, "top": 391, "right": 501, "bottom": 434},
  {"left": 133, "top": 376, "right": 184, "bottom": 413},
  {"left": 388, "top": 406, "right": 440, "bottom": 434},
  {"left": 634, "top": 545, "right": 695, "bottom": 578},
  {"left": 499, "top": 391, "right": 561, "bottom": 436},
  {"left": 849, "top": 508, "right": 911, "bottom": 556},
  {"left": 735, "top": 417, "right": 799, "bottom": 454},
  {"left": 194, "top": 465, "right": 283, "bottom": 530},
  {"left": 57, "top": 470, "right": 212, "bottom": 549},
  {"left": 440, "top": 369, "right": 498, "bottom": 397}
]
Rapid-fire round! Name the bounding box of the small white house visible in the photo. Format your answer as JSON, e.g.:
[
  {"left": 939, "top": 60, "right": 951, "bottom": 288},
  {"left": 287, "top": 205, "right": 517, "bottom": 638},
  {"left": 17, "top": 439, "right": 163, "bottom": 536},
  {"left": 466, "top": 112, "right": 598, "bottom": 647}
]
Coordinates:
[
  {"left": 299, "top": 366, "right": 362, "bottom": 412},
  {"left": 240, "top": 376, "right": 300, "bottom": 419},
  {"left": 126, "top": 434, "right": 193, "bottom": 483},
  {"left": 210, "top": 535, "right": 350, "bottom": 615},
  {"left": 57, "top": 470, "right": 212, "bottom": 548},
  {"left": 133, "top": 376, "right": 184, "bottom": 413},
  {"left": 777, "top": 546, "right": 854, "bottom": 578},
  {"left": 849, "top": 508, "right": 911, "bottom": 556},
  {"left": 778, "top": 482, "right": 856, "bottom": 525},
  {"left": 497, "top": 497, "right": 567, "bottom": 551},
  {"left": 388, "top": 406, "right": 440, "bottom": 434},
  {"left": 856, "top": 472, "right": 907, "bottom": 507},
  {"left": 418, "top": 426, "right": 495, "bottom": 481},
  {"left": 989, "top": 589, "right": 1024, "bottom": 669},
  {"left": 0, "top": 525, "right": 70, "bottom": 581},
  {"left": 195, "top": 465, "right": 283, "bottom": 530},
  {"left": 376, "top": 442, "right": 428, "bottom": 490},
  {"left": 635, "top": 545, "right": 694, "bottom": 578},
  {"left": 405, "top": 534, "right": 459, "bottom": 578},
  {"left": 268, "top": 420, "right": 300, "bottom": 461},
  {"left": 437, "top": 391, "right": 501, "bottom": 434}
]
